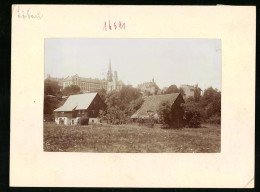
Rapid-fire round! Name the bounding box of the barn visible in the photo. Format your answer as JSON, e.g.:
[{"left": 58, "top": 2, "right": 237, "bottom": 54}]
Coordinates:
[
  {"left": 53, "top": 93, "right": 106, "bottom": 125},
  {"left": 131, "top": 93, "right": 185, "bottom": 127}
]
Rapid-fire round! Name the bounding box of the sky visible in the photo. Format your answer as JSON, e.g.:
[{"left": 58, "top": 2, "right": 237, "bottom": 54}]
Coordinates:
[{"left": 45, "top": 38, "right": 221, "bottom": 90}]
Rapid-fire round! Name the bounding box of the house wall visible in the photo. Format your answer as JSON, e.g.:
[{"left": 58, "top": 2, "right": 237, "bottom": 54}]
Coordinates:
[{"left": 86, "top": 94, "right": 107, "bottom": 118}]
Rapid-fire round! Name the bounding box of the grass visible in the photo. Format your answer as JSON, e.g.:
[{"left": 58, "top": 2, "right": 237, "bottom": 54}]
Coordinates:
[{"left": 44, "top": 123, "right": 220, "bottom": 153}]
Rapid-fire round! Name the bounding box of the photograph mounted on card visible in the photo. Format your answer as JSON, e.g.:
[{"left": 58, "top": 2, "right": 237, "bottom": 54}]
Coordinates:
[{"left": 10, "top": 5, "right": 255, "bottom": 188}]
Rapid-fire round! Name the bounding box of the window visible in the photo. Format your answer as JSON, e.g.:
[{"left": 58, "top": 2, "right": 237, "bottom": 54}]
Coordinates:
[
  {"left": 82, "top": 110, "right": 84, "bottom": 114},
  {"left": 78, "top": 110, "right": 81, "bottom": 114},
  {"left": 72, "top": 120, "right": 74, "bottom": 124}
]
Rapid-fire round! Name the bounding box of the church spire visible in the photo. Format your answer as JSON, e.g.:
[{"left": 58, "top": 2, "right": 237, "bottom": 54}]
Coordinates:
[{"left": 107, "top": 58, "right": 113, "bottom": 81}]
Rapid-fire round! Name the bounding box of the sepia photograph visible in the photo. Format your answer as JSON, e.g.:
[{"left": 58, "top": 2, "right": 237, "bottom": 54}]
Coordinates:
[{"left": 44, "top": 38, "right": 221, "bottom": 153}]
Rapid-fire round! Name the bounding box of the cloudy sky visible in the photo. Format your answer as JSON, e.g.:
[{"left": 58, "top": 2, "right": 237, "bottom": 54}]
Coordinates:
[{"left": 45, "top": 38, "right": 221, "bottom": 90}]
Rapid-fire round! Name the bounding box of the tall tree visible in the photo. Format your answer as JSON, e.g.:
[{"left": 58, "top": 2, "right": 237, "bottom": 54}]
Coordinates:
[{"left": 44, "top": 79, "right": 61, "bottom": 96}]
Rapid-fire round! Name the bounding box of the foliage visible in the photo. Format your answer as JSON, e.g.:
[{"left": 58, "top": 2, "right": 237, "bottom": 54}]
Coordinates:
[
  {"left": 157, "top": 101, "right": 173, "bottom": 125},
  {"left": 183, "top": 87, "right": 221, "bottom": 125},
  {"left": 44, "top": 79, "right": 61, "bottom": 96},
  {"left": 164, "top": 84, "right": 180, "bottom": 94},
  {"left": 183, "top": 101, "right": 202, "bottom": 128},
  {"left": 62, "top": 85, "right": 81, "bottom": 96},
  {"left": 79, "top": 117, "right": 89, "bottom": 125},
  {"left": 200, "top": 87, "right": 221, "bottom": 123},
  {"left": 102, "top": 85, "right": 143, "bottom": 124}
]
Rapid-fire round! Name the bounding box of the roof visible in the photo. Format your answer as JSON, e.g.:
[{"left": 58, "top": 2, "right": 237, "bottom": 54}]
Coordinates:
[
  {"left": 54, "top": 93, "right": 98, "bottom": 112},
  {"left": 131, "top": 93, "right": 181, "bottom": 119}
]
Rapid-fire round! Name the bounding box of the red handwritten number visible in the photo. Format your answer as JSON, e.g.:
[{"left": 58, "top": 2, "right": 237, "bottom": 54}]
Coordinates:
[
  {"left": 103, "top": 20, "right": 125, "bottom": 31},
  {"left": 109, "top": 20, "right": 112, "bottom": 30},
  {"left": 103, "top": 22, "right": 107, "bottom": 31}
]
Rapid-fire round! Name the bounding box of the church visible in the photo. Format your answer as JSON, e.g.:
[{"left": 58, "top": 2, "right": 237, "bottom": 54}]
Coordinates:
[
  {"left": 106, "top": 59, "right": 124, "bottom": 92},
  {"left": 61, "top": 59, "right": 123, "bottom": 93}
]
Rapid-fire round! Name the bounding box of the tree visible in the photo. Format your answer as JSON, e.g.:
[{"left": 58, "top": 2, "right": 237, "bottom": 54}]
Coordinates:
[
  {"left": 104, "top": 85, "right": 143, "bottom": 124},
  {"left": 183, "top": 100, "right": 202, "bottom": 128},
  {"left": 106, "top": 85, "right": 142, "bottom": 110},
  {"left": 200, "top": 87, "right": 221, "bottom": 123},
  {"left": 164, "top": 84, "right": 180, "bottom": 94},
  {"left": 62, "top": 85, "right": 81, "bottom": 96},
  {"left": 44, "top": 79, "right": 61, "bottom": 96}
]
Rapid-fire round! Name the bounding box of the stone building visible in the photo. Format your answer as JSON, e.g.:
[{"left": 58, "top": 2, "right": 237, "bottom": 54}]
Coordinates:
[
  {"left": 61, "top": 59, "right": 123, "bottom": 93},
  {"left": 180, "top": 84, "right": 202, "bottom": 98},
  {"left": 137, "top": 78, "right": 160, "bottom": 96},
  {"left": 62, "top": 74, "right": 107, "bottom": 93},
  {"left": 106, "top": 60, "right": 124, "bottom": 92}
]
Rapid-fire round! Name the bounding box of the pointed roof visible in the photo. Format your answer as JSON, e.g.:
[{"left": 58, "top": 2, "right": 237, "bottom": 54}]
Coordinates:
[
  {"left": 54, "top": 93, "right": 98, "bottom": 112},
  {"left": 131, "top": 93, "right": 183, "bottom": 119}
]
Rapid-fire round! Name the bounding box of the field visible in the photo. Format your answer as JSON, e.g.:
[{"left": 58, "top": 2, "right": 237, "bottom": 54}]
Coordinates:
[{"left": 44, "top": 123, "right": 221, "bottom": 153}]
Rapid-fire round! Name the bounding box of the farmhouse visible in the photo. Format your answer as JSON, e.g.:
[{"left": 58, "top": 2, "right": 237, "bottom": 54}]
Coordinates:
[
  {"left": 53, "top": 93, "right": 106, "bottom": 125},
  {"left": 131, "top": 93, "right": 185, "bottom": 127}
]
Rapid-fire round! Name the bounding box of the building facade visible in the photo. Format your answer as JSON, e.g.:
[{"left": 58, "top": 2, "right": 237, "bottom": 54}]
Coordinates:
[
  {"left": 60, "top": 60, "right": 123, "bottom": 93},
  {"left": 137, "top": 78, "right": 160, "bottom": 96},
  {"left": 63, "top": 74, "right": 107, "bottom": 93},
  {"left": 54, "top": 93, "right": 107, "bottom": 125},
  {"left": 106, "top": 60, "right": 124, "bottom": 92},
  {"left": 180, "top": 84, "right": 202, "bottom": 98}
]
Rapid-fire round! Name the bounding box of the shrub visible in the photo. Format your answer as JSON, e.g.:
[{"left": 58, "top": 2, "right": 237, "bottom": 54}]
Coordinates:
[
  {"left": 183, "top": 102, "right": 202, "bottom": 128},
  {"left": 79, "top": 117, "right": 89, "bottom": 125},
  {"left": 185, "top": 111, "right": 202, "bottom": 128},
  {"left": 206, "top": 115, "right": 221, "bottom": 124}
]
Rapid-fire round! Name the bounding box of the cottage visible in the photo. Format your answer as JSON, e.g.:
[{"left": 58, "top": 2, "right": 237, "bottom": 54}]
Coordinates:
[
  {"left": 54, "top": 93, "right": 106, "bottom": 125},
  {"left": 131, "top": 93, "right": 185, "bottom": 127}
]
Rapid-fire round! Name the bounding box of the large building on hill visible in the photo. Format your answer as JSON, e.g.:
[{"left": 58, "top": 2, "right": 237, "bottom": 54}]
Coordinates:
[
  {"left": 47, "top": 59, "right": 124, "bottom": 93},
  {"left": 62, "top": 74, "right": 107, "bottom": 92},
  {"left": 137, "top": 78, "right": 160, "bottom": 96}
]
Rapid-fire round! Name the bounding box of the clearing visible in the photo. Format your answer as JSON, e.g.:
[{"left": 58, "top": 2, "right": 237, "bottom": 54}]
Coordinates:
[{"left": 44, "top": 123, "right": 220, "bottom": 153}]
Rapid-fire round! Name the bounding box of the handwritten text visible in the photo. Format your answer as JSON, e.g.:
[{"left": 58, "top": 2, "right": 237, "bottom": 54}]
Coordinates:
[
  {"left": 16, "top": 6, "right": 43, "bottom": 19},
  {"left": 103, "top": 20, "right": 125, "bottom": 31}
]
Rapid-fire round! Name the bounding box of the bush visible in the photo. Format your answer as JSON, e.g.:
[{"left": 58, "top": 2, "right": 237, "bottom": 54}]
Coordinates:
[
  {"left": 183, "top": 103, "right": 202, "bottom": 128},
  {"left": 206, "top": 115, "right": 221, "bottom": 124},
  {"left": 79, "top": 117, "right": 89, "bottom": 125},
  {"left": 186, "top": 111, "right": 202, "bottom": 128},
  {"left": 44, "top": 114, "right": 54, "bottom": 122}
]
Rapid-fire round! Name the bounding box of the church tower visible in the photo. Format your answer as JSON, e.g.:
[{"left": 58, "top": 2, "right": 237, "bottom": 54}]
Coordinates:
[{"left": 107, "top": 59, "right": 113, "bottom": 82}]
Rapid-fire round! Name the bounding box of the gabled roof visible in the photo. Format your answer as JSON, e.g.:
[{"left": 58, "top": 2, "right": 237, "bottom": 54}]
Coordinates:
[
  {"left": 131, "top": 93, "right": 182, "bottom": 119},
  {"left": 54, "top": 93, "right": 98, "bottom": 112}
]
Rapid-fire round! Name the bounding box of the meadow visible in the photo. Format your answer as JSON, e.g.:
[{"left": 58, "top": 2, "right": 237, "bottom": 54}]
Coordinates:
[{"left": 44, "top": 123, "right": 220, "bottom": 153}]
